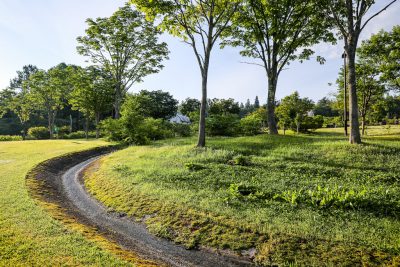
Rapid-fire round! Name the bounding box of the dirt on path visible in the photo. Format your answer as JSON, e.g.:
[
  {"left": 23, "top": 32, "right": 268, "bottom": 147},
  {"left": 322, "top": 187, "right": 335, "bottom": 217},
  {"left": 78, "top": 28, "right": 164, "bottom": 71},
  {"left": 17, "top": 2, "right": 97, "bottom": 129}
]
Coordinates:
[{"left": 27, "top": 147, "right": 254, "bottom": 267}]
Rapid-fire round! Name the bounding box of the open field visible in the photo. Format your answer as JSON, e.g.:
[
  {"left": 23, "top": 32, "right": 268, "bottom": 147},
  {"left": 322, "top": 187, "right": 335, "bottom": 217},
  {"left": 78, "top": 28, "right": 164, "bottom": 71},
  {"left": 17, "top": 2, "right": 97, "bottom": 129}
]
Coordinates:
[
  {"left": 85, "top": 126, "right": 400, "bottom": 266},
  {"left": 0, "top": 140, "right": 136, "bottom": 266}
]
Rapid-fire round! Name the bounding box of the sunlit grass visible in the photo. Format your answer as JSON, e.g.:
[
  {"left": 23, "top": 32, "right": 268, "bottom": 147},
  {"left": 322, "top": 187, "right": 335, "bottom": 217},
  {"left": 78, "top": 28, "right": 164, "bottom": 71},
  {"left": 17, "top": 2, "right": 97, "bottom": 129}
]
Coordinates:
[
  {"left": 86, "top": 126, "right": 400, "bottom": 266},
  {"left": 0, "top": 140, "right": 136, "bottom": 266}
]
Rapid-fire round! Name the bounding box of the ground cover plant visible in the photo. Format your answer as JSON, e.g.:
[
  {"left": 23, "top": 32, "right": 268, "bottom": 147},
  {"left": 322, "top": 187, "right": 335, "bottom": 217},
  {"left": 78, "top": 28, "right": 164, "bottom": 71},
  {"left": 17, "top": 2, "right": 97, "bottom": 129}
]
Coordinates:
[
  {"left": 0, "top": 140, "right": 140, "bottom": 266},
  {"left": 85, "top": 126, "right": 400, "bottom": 266}
]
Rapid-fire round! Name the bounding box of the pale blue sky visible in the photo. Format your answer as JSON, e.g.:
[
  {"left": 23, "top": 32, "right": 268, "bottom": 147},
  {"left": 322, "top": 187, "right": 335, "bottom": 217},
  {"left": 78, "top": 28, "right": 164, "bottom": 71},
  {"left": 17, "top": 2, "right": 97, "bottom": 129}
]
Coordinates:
[{"left": 0, "top": 0, "right": 399, "bottom": 105}]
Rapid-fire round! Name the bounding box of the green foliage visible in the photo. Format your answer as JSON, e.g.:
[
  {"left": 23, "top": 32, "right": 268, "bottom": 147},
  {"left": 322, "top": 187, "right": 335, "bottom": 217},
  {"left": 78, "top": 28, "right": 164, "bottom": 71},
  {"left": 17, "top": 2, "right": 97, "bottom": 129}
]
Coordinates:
[
  {"left": 68, "top": 66, "right": 114, "bottom": 125},
  {"left": 135, "top": 90, "right": 178, "bottom": 120},
  {"left": 359, "top": 25, "right": 400, "bottom": 92},
  {"left": 185, "top": 162, "right": 205, "bottom": 171},
  {"left": 179, "top": 98, "right": 201, "bottom": 117},
  {"left": 274, "top": 185, "right": 368, "bottom": 210},
  {"left": 301, "top": 115, "right": 324, "bottom": 132},
  {"left": 313, "top": 97, "right": 339, "bottom": 117},
  {"left": 86, "top": 129, "right": 400, "bottom": 265},
  {"left": 27, "top": 126, "right": 50, "bottom": 140},
  {"left": 208, "top": 98, "right": 240, "bottom": 116},
  {"left": 171, "top": 123, "right": 192, "bottom": 137},
  {"left": 206, "top": 114, "right": 240, "bottom": 136},
  {"left": 276, "top": 92, "right": 315, "bottom": 133},
  {"left": 0, "top": 135, "right": 23, "bottom": 141},
  {"left": 240, "top": 108, "right": 267, "bottom": 135},
  {"left": 77, "top": 4, "right": 169, "bottom": 117},
  {"left": 101, "top": 95, "right": 174, "bottom": 145},
  {"left": 100, "top": 118, "right": 125, "bottom": 142},
  {"left": 62, "top": 131, "right": 97, "bottom": 139},
  {"left": 231, "top": 155, "right": 251, "bottom": 166},
  {"left": 29, "top": 64, "right": 71, "bottom": 138}
]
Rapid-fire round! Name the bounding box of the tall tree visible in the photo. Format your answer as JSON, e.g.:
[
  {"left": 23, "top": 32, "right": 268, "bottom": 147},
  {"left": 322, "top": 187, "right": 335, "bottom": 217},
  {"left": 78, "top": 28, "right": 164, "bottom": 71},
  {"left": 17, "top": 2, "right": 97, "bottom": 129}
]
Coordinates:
[
  {"left": 3, "top": 65, "right": 38, "bottom": 139},
  {"left": 29, "top": 64, "right": 71, "bottom": 138},
  {"left": 254, "top": 96, "right": 260, "bottom": 109},
  {"left": 356, "top": 62, "right": 385, "bottom": 135},
  {"left": 276, "top": 91, "right": 314, "bottom": 134},
  {"left": 134, "top": 90, "right": 179, "bottom": 120},
  {"left": 359, "top": 25, "right": 400, "bottom": 92},
  {"left": 77, "top": 4, "right": 169, "bottom": 118},
  {"left": 223, "top": 0, "right": 333, "bottom": 135},
  {"left": 69, "top": 66, "right": 114, "bottom": 138},
  {"left": 131, "top": 0, "right": 239, "bottom": 147},
  {"left": 324, "top": 0, "right": 398, "bottom": 143}
]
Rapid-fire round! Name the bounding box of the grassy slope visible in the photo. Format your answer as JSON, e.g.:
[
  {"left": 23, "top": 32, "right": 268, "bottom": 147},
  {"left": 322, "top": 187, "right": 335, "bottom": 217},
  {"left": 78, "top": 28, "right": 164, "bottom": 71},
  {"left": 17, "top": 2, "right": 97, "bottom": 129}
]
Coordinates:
[
  {"left": 86, "top": 126, "right": 400, "bottom": 266},
  {"left": 0, "top": 140, "right": 134, "bottom": 266}
]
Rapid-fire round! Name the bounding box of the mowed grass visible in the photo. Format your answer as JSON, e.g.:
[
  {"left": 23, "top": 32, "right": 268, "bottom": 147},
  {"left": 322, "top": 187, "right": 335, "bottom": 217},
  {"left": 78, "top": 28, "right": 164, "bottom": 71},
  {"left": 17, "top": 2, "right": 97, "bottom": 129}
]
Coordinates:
[
  {"left": 0, "top": 140, "right": 135, "bottom": 266},
  {"left": 86, "top": 126, "right": 400, "bottom": 266}
]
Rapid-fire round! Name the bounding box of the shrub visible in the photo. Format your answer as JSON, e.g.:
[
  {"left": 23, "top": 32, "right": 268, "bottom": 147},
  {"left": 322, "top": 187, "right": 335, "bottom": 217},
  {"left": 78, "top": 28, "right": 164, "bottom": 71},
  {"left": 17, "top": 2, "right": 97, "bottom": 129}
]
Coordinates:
[
  {"left": 58, "top": 126, "right": 71, "bottom": 137},
  {"left": 231, "top": 155, "right": 251, "bottom": 166},
  {"left": 206, "top": 114, "right": 240, "bottom": 136},
  {"left": 185, "top": 162, "right": 205, "bottom": 171},
  {"left": 240, "top": 109, "right": 266, "bottom": 135},
  {"left": 62, "top": 131, "right": 97, "bottom": 139},
  {"left": 28, "top": 126, "right": 50, "bottom": 140},
  {"left": 171, "top": 123, "right": 192, "bottom": 137},
  {"left": 300, "top": 115, "right": 324, "bottom": 132},
  {"left": 0, "top": 135, "right": 23, "bottom": 141},
  {"left": 100, "top": 118, "right": 125, "bottom": 142}
]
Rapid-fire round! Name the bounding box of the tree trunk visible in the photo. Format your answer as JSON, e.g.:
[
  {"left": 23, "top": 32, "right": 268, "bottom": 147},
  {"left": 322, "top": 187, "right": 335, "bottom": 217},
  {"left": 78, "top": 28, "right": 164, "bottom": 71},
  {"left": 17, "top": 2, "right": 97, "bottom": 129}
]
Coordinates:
[
  {"left": 95, "top": 112, "right": 100, "bottom": 139},
  {"left": 267, "top": 74, "right": 278, "bottom": 135},
  {"left": 85, "top": 111, "right": 89, "bottom": 139},
  {"left": 197, "top": 67, "right": 209, "bottom": 148},
  {"left": 114, "top": 83, "right": 123, "bottom": 119},
  {"left": 297, "top": 122, "right": 300, "bottom": 134},
  {"left": 346, "top": 45, "right": 362, "bottom": 144},
  {"left": 48, "top": 111, "right": 54, "bottom": 139},
  {"left": 361, "top": 115, "right": 366, "bottom": 136}
]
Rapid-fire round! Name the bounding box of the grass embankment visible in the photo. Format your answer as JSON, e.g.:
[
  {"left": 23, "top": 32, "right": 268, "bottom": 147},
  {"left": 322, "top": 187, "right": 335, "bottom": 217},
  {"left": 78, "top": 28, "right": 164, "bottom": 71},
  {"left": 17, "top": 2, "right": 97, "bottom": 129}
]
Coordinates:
[
  {"left": 0, "top": 140, "right": 139, "bottom": 266},
  {"left": 86, "top": 126, "right": 400, "bottom": 266}
]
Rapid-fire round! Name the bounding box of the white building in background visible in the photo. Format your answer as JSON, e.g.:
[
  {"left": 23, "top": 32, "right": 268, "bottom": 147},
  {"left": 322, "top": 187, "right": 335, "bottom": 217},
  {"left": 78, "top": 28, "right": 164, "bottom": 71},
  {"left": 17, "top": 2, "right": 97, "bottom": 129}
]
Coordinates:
[{"left": 169, "top": 113, "right": 191, "bottom": 124}]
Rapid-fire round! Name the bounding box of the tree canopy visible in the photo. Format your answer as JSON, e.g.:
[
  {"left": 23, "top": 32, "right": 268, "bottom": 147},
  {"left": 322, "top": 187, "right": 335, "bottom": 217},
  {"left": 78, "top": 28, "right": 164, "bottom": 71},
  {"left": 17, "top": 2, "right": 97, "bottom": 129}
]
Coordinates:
[
  {"left": 77, "top": 4, "right": 169, "bottom": 118},
  {"left": 222, "top": 0, "right": 334, "bottom": 135}
]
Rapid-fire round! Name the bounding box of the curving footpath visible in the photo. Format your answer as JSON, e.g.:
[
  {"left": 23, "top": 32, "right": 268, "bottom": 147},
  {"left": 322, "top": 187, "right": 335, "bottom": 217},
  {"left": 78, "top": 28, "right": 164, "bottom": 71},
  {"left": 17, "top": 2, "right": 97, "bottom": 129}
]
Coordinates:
[{"left": 28, "top": 148, "right": 253, "bottom": 267}]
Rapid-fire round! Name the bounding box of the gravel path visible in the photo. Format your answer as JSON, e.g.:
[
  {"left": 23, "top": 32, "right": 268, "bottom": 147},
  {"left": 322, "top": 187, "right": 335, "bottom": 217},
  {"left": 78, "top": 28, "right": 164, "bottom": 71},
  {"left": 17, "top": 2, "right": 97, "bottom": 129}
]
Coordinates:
[{"left": 46, "top": 150, "right": 254, "bottom": 267}]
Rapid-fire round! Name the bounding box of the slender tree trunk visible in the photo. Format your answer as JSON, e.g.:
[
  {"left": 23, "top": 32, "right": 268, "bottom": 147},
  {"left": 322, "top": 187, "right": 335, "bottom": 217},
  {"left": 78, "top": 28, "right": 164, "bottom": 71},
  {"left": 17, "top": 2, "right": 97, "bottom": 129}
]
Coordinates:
[
  {"left": 114, "top": 83, "right": 123, "bottom": 119},
  {"left": 197, "top": 59, "right": 210, "bottom": 148},
  {"left": 297, "top": 122, "right": 300, "bottom": 134},
  {"left": 346, "top": 44, "right": 361, "bottom": 144},
  {"left": 48, "top": 110, "right": 54, "bottom": 139},
  {"left": 267, "top": 74, "right": 278, "bottom": 135},
  {"left": 21, "top": 124, "right": 26, "bottom": 140},
  {"left": 361, "top": 114, "right": 366, "bottom": 136},
  {"left": 85, "top": 111, "right": 89, "bottom": 139},
  {"left": 95, "top": 112, "right": 100, "bottom": 139}
]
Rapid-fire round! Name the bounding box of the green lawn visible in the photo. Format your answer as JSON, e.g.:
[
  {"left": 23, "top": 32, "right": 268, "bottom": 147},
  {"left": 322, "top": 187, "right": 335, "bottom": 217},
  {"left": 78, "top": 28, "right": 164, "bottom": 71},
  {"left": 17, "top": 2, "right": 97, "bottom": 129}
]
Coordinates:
[
  {"left": 0, "top": 140, "right": 137, "bottom": 266},
  {"left": 86, "top": 126, "right": 400, "bottom": 266}
]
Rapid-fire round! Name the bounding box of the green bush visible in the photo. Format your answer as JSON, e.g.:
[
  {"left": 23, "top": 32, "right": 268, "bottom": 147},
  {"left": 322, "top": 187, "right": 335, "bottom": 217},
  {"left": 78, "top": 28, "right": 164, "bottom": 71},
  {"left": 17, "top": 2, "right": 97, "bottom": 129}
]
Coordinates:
[
  {"left": 240, "top": 109, "right": 266, "bottom": 135},
  {"left": 300, "top": 115, "right": 324, "bottom": 132},
  {"left": 100, "top": 118, "right": 125, "bottom": 142},
  {"left": 101, "top": 106, "right": 175, "bottom": 145},
  {"left": 0, "top": 135, "right": 23, "bottom": 141},
  {"left": 323, "top": 116, "right": 343, "bottom": 128},
  {"left": 206, "top": 114, "right": 240, "bottom": 136},
  {"left": 28, "top": 126, "right": 50, "bottom": 140},
  {"left": 58, "top": 126, "right": 71, "bottom": 137},
  {"left": 171, "top": 123, "right": 192, "bottom": 137},
  {"left": 62, "top": 131, "right": 97, "bottom": 139}
]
